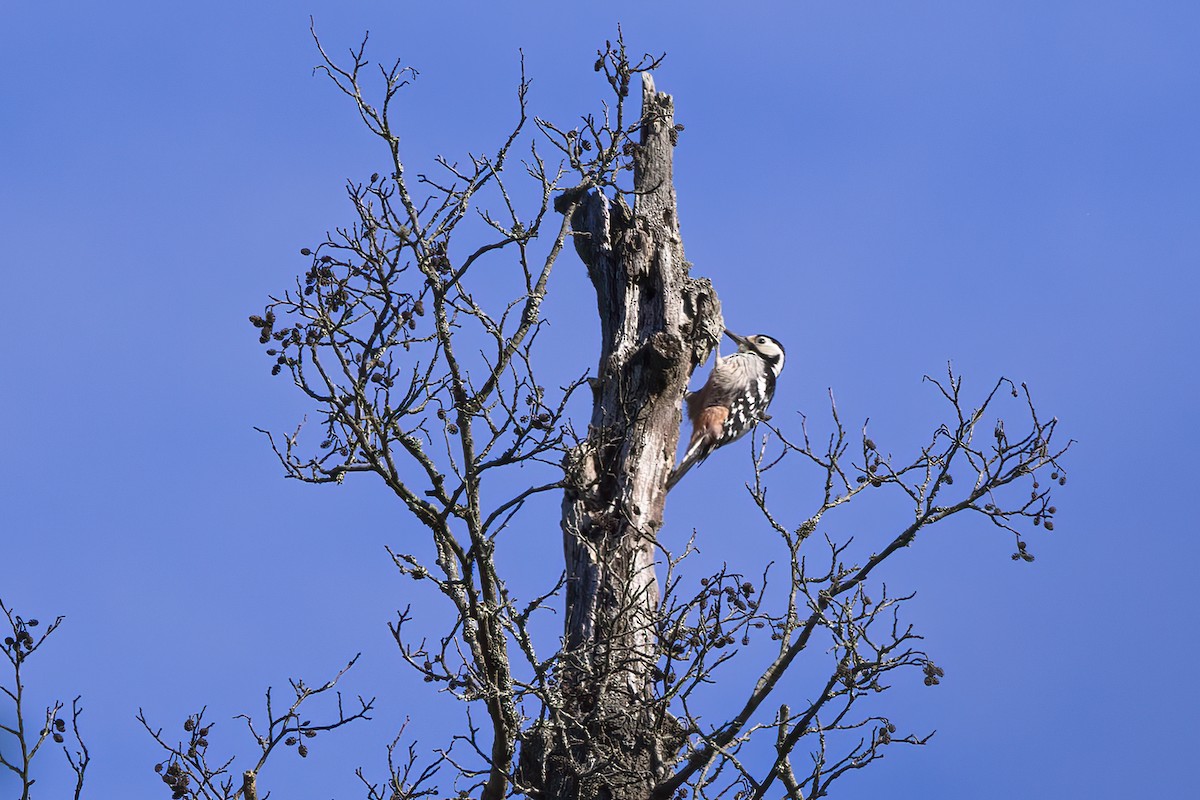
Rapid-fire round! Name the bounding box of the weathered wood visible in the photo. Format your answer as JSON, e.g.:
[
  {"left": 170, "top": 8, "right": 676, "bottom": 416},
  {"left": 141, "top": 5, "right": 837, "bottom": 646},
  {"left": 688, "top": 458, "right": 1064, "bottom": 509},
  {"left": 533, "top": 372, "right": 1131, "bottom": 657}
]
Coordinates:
[{"left": 533, "top": 72, "right": 722, "bottom": 800}]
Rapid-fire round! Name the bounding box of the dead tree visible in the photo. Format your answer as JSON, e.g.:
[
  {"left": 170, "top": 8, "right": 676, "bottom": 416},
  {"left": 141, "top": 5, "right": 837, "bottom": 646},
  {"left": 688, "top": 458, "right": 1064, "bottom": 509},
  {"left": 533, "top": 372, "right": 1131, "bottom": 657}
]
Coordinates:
[
  {"left": 0, "top": 33, "right": 1071, "bottom": 800},
  {"left": 231, "top": 28, "right": 1070, "bottom": 800},
  {"left": 519, "top": 69, "right": 724, "bottom": 800}
]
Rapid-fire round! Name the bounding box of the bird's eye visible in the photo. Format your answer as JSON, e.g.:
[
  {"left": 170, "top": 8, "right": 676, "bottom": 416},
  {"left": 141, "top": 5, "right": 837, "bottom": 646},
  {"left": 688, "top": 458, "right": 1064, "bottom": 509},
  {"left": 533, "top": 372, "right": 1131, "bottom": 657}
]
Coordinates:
[{"left": 757, "top": 337, "right": 767, "bottom": 344}]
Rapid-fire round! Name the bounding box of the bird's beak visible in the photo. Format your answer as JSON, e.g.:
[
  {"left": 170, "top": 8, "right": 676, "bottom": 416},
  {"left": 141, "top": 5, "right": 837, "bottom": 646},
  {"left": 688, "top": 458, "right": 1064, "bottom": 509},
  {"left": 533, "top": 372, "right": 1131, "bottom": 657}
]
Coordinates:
[{"left": 724, "top": 329, "right": 749, "bottom": 346}]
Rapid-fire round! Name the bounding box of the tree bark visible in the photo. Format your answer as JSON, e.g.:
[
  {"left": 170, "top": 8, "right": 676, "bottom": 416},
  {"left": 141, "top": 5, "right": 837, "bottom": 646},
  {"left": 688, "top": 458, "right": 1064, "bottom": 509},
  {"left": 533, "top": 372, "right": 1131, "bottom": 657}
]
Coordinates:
[{"left": 525, "top": 74, "right": 723, "bottom": 800}]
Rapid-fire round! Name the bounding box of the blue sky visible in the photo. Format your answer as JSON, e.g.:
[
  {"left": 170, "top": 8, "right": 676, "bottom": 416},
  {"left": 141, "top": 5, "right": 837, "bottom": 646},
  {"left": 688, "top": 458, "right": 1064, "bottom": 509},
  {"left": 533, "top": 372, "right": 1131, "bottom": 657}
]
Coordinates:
[{"left": 3, "top": 1, "right": 1197, "bottom": 797}]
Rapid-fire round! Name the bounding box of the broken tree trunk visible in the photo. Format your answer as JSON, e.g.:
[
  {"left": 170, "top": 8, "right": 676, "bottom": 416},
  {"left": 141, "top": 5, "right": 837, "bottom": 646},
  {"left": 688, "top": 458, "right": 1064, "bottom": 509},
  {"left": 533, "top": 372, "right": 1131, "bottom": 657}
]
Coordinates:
[{"left": 523, "top": 73, "right": 723, "bottom": 800}]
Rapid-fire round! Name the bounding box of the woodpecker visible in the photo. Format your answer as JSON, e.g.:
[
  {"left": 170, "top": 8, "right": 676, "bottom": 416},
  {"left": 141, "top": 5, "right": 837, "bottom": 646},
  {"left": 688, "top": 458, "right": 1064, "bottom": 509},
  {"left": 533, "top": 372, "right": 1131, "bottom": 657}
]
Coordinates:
[{"left": 667, "top": 329, "right": 786, "bottom": 490}]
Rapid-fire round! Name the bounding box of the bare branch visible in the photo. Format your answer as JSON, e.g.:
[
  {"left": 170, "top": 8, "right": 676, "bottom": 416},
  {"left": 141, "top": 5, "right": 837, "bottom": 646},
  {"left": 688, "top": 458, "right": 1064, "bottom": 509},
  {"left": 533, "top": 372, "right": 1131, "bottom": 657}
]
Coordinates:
[
  {"left": 139, "top": 657, "right": 372, "bottom": 799},
  {"left": 0, "top": 598, "right": 80, "bottom": 800}
]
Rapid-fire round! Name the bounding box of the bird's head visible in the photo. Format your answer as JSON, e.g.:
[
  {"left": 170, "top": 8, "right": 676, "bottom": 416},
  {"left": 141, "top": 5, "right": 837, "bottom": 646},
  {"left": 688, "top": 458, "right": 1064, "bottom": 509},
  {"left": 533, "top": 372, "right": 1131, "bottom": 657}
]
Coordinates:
[{"left": 725, "top": 330, "right": 786, "bottom": 378}]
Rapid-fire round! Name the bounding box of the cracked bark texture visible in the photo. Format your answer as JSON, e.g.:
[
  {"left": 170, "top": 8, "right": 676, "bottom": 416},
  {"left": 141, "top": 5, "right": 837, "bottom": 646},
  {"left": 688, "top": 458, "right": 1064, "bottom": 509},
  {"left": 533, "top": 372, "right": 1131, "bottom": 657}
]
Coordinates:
[{"left": 529, "top": 74, "right": 723, "bottom": 800}]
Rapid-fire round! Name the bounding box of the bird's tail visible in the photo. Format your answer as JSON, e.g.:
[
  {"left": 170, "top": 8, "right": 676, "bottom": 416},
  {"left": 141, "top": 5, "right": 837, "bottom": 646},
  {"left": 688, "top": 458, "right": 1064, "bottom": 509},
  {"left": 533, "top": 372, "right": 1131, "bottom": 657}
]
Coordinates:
[{"left": 667, "top": 436, "right": 710, "bottom": 490}]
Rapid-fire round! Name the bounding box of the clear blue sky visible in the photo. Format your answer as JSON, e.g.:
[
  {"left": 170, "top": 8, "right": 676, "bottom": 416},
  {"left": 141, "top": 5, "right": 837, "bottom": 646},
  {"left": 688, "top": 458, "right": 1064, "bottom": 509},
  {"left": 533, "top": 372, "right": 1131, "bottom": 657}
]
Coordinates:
[{"left": 3, "top": 1, "right": 1197, "bottom": 797}]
